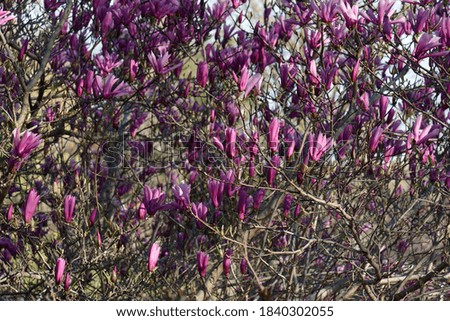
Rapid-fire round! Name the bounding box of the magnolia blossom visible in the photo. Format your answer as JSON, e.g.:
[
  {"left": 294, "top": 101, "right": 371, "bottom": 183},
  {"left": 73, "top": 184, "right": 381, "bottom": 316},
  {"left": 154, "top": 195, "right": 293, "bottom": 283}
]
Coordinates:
[
  {"left": 9, "top": 129, "right": 42, "bottom": 172},
  {"left": 192, "top": 202, "right": 208, "bottom": 229},
  {"left": 267, "top": 118, "right": 280, "bottom": 153},
  {"left": 0, "top": 10, "right": 14, "bottom": 26},
  {"left": 208, "top": 179, "right": 224, "bottom": 208},
  {"left": 308, "top": 132, "right": 333, "bottom": 162},
  {"left": 196, "top": 251, "right": 209, "bottom": 277},
  {"left": 143, "top": 186, "right": 166, "bottom": 215},
  {"left": 369, "top": 126, "right": 383, "bottom": 153},
  {"left": 172, "top": 183, "right": 191, "bottom": 209},
  {"left": 407, "top": 114, "right": 440, "bottom": 150},
  {"left": 148, "top": 243, "right": 161, "bottom": 273},
  {"left": 64, "top": 195, "right": 76, "bottom": 223},
  {"left": 55, "top": 258, "right": 66, "bottom": 284},
  {"left": 24, "top": 189, "right": 40, "bottom": 224},
  {"left": 223, "top": 249, "right": 232, "bottom": 276}
]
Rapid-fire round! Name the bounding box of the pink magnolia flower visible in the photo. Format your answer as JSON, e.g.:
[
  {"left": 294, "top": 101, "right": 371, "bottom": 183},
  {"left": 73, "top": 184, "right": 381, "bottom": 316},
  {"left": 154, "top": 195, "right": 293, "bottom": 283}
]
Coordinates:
[
  {"left": 0, "top": 10, "right": 14, "bottom": 26},
  {"left": 407, "top": 114, "right": 440, "bottom": 150},
  {"left": 308, "top": 132, "right": 333, "bottom": 161},
  {"left": 221, "top": 170, "right": 236, "bottom": 197},
  {"left": 308, "top": 60, "right": 320, "bottom": 85},
  {"left": 148, "top": 47, "right": 182, "bottom": 75},
  {"left": 6, "top": 204, "right": 13, "bottom": 221},
  {"left": 212, "top": 136, "right": 224, "bottom": 151},
  {"left": 279, "top": 62, "right": 297, "bottom": 90},
  {"left": 55, "top": 258, "right": 66, "bottom": 285},
  {"left": 196, "top": 61, "right": 209, "bottom": 87},
  {"left": 339, "top": 0, "right": 358, "bottom": 28},
  {"left": 196, "top": 251, "right": 209, "bottom": 277},
  {"left": 9, "top": 129, "right": 42, "bottom": 172},
  {"left": 93, "top": 74, "right": 130, "bottom": 98},
  {"left": 223, "top": 249, "right": 232, "bottom": 276},
  {"left": 172, "top": 183, "right": 191, "bottom": 209},
  {"left": 148, "top": 242, "right": 161, "bottom": 273},
  {"left": 89, "top": 208, "right": 97, "bottom": 225},
  {"left": 413, "top": 33, "right": 443, "bottom": 60},
  {"left": 311, "top": 0, "right": 339, "bottom": 23},
  {"left": 265, "top": 155, "right": 281, "bottom": 187},
  {"left": 208, "top": 179, "right": 224, "bottom": 208},
  {"left": 225, "top": 127, "right": 237, "bottom": 159},
  {"left": 137, "top": 202, "right": 147, "bottom": 220},
  {"left": 237, "top": 188, "right": 248, "bottom": 221},
  {"left": 240, "top": 257, "right": 247, "bottom": 274},
  {"left": 267, "top": 118, "right": 280, "bottom": 153},
  {"left": 232, "top": 66, "right": 263, "bottom": 97},
  {"left": 192, "top": 202, "right": 208, "bottom": 229},
  {"left": 24, "top": 189, "right": 40, "bottom": 224},
  {"left": 64, "top": 195, "right": 76, "bottom": 223},
  {"left": 147, "top": 0, "right": 180, "bottom": 20},
  {"left": 369, "top": 126, "right": 383, "bottom": 153},
  {"left": 143, "top": 186, "right": 166, "bottom": 215},
  {"left": 94, "top": 52, "right": 122, "bottom": 76},
  {"left": 253, "top": 189, "right": 266, "bottom": 210},
  {"left": 64, "top": 273, "right": 71, "bottom": 291}
]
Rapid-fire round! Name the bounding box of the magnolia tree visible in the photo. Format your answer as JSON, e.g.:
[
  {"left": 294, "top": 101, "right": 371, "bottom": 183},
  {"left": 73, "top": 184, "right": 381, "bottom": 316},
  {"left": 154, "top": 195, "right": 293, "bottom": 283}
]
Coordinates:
[{"left": 0, "top": 0, "right": 449, "bottom": 301}]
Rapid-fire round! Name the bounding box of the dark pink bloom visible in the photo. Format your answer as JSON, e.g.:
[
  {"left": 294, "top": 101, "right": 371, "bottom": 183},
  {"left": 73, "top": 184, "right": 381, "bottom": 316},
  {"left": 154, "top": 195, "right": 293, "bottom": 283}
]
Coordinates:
[
  {"left": 253, "top": 189, "right": 266, "bottom": 210},
  {"left": 308, "top": 132, "right": 333, "bottom": 161},
  {"left": 407, "top": 114, "right": 440, "bottom": 149},
  {"left": 89, "top": 208, "right": 97, "bottom": 225},
  {"left": 137, "top": 202, "right": 146, "bottom": 220},
  {"left": 147, "top": 0, "right": 180, "bottom": 20},
  {"left": 280, "top": 62, "right": 297, "bottom": 90},
  {"left": 97, "top": 231, "right": 102, "bottom": 248},
  {"left": 64, "top": 195, "right": 76, "bottom": 223},
  {"left": 6, "top": 204, "right": 13, "bottom": 221},
  {"left": 369, "top": 126, "right": 383, "bottom": 153},
  {"left": 223, "top": 249, "right": 232, "bottom": 276},
  {"left": 244, "top": 73, "right": 262, "bottom": 98},
  {"left": 308, "top": 60, "right": 320, "bottom": 85},
  {"left": 129, "top": 59, "right": 138, "bottom": 81},
  {"left": 212, "top": 136, "right": 224, "bottom": 151},
  {"left": 192, "top": 202, "right": 208, "bottom": 229},
  {"left": 9, "top": 129, "right": 42, "bottom": 172},
  {"left": 55, "top": 258, "right": 66, "bottom": 284},
  {"left": 148, "top": 47, "right": 182, "bottom": 75},
  {"left": 196, "top": 251, "right": 209, "bottom": 278},
  {"left": 24, "top": 189, "right": 39, "bottom": 224},
  {"left": 101, "top": 11, "right": 113, "bottom": 35},
  {"left": 221, "top": 170, "right": 236, "bottom": 197},
  {"left": 351, "top": 59, "right": 360, "bottom": 82},
  {"left": 311, "top": 0, "right": 339, "bottom": 23},
  {"left": 0, "top": 10, "right": 14, "bottom": 26},
  {"left": 225, "top": 128, "right": 237, "bottom": 159},
  {"left": 196, "top": 61, "right": 209, "bottom": 87},
  {"left": 64, "top": 273, "right": 71, "bottom": 291},
  {"left": 413, "top": 33, "right": 443, "bottom": 60},
  {"left": 143, "top": 186, "right": 166, "bottom": 215},
  {"left": 283, "top": 194, "right": 293, "bottom": 217},
  {"left": 93, "top": 74, "right": 130, "bottom": 98},
  {"left": 18, "top": 39, "right": 29, "bottom": 61},
  {"left": 208, "top": 179, "right": 224, "bottom": 208},
  {"left": 173, "top": 183, "right": 191, "bottom": 209},
  {"left": 265, "top": 155, "right": 281, "bottom": 187},
  {"left": 267, "top": 118, "right": 280, "bottom": 152},
  {"left": 148, "top": 242, "right": 161, "bottom": 272},
  {"left": 240, "top": 257, "right": 247, "bottom": 274},
  {"left": 94, "top": 52, "right": 123, "bottom": 75},
  {"left": 284, "top": 126, "right": 297, "bottom": 159},
  {"left": 339, "top": 0, "right": 358, "bottom": 28},
  {"left": 237, "top": 188, "right": 248, "bottom": 221}
]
